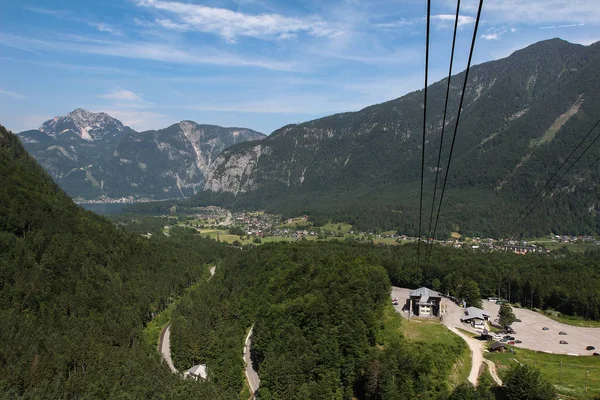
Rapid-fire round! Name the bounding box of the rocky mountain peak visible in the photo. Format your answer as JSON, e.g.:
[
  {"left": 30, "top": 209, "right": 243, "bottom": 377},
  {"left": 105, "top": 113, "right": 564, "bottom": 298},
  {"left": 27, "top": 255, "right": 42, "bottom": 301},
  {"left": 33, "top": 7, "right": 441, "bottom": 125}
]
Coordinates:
[{"left": 39, "top": 108, "right": 125, "bottom": 141}]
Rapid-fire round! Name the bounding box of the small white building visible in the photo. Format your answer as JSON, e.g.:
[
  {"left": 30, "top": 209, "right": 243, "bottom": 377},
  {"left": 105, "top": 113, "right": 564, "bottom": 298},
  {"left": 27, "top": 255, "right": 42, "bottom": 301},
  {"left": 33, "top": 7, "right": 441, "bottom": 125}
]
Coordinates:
[
  {"left": 460, "top": 307, "right": 491, "bottom": 327},
  {"left": 184, "top": 364, "right": 208, "bottom": 380}
]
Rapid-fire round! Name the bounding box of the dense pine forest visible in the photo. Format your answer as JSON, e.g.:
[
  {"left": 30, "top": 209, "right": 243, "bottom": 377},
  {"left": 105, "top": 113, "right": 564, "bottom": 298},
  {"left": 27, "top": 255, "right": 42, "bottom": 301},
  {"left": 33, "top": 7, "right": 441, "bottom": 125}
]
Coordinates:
[
  {"left": 171, "top": 240, "right": 600, "bottom": 398},
  {"left": 1, "top": 123, "right": 595, "bottom": 399},
  {"left": 0, "top": 125, "right": 235, "bottom": 398}
]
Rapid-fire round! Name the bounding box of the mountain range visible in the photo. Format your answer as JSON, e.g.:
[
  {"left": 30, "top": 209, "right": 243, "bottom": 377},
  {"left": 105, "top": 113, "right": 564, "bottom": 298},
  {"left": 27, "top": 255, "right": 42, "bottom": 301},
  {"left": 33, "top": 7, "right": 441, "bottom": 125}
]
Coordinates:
[
  {"left": 18, "top": 109, "right": 265, "bottom": 200},
  {"left": 17, "top": 38, "right": 600, "bottom": 236},
  {"left": 196, "top": 38, "right": 600, "bottom": 236}
]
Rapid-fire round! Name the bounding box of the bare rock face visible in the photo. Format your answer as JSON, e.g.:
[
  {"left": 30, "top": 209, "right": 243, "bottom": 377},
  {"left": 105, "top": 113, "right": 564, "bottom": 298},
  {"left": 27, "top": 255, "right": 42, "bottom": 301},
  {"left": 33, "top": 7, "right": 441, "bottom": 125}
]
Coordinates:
[{"left": 18, "top": 110, "right": 265, "bottom": 200}]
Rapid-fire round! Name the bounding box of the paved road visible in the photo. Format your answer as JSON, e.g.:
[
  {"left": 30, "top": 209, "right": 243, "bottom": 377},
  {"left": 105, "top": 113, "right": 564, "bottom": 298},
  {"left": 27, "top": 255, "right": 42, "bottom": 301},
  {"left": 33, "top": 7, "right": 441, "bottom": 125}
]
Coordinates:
[
  {"left": 244, "top": 325, "right": 260, "bottom": 395},
  {"left": 482, "top": 301, "right": 600, "bottom": 355},
  {"left": 159, "top": 323, "right": 178, "bottom": 373}
]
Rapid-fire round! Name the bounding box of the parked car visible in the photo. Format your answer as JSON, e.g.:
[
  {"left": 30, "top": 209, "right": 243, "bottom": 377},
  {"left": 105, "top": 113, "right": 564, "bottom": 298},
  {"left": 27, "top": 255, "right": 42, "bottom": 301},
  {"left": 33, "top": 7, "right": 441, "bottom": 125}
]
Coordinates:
[
  {"left": 542, "top": 327, "right": 549, "bottom": 330},
  {"left": 508, "top": 341, "right": 515, "bottom": 345},
  {"left": 515, "top": 319, "right": 522, "bottom": 323},
  {"left": 586, "top": 346, "right": 596, "bottom": 351},
  {"left": 515, "top": 340, "right": 522, "bottom": 344},
  {"left": 559, "top": 340, "right": 568, "bottom": 344},
  {"left": 500, "top": 338, "right": 508, "bottom": 343},
  {"left": 593, "top": 353, "right": 600, "bottom": 357},
  {"left": 559, "top": 331, "right": 567, "bottom": 335}
]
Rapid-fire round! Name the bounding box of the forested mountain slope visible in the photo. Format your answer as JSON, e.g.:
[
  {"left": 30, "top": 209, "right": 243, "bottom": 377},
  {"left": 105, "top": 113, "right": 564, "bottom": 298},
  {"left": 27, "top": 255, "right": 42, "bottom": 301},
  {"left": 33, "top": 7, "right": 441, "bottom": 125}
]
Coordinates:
[
  {"left": 0, "top": 124, "right": 234, "bottom": 398},
  {"left": 200, "top": 39, "right": 600, "bottom": 237},
  {"left": 18, "top": 110, "right": 265, "bottom": 200}
]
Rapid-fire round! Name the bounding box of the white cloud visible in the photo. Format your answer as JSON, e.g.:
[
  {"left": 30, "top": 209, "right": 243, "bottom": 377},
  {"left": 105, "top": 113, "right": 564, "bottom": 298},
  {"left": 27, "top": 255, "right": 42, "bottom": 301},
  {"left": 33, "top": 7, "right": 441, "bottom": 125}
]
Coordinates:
[
  {"left": 134, "top": 0, "right": 341, "bottom": 42},
  {"left": 481, "top": 33, "right": 499, "bottom": 40},
  {"left": 0, "top": 88, "right": 25, "bottom": 100},
  {"left": 432, "top": 14, "right": 475, "bottom": 27},
  {"left": 98, "top": 88, "right": 144, "bottom": 102}
]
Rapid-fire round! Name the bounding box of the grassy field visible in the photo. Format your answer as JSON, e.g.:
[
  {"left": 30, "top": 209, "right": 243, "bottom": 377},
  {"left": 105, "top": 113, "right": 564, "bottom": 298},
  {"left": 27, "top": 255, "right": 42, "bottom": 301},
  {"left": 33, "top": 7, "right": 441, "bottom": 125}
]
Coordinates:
[
  {"left": 529, "top": 239, "right": 599, "bottom": 253},
  {"left": 401, "top": 317, "right": 458, "bottom": 343},
  {"left": 320, "top": 221, "right": 353, "bottom": 233},
  {"left": 400, "top": 315, "right": 472, "bottom": 387},
  {"left": 486, "top": 347, "right": 600, "bottom": 398}
]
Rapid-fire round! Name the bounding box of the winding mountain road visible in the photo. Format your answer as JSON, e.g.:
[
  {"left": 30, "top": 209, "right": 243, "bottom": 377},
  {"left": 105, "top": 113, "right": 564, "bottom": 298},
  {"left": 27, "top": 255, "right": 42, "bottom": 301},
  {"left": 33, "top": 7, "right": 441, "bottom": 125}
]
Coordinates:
[
  {"left": 244, "top": 325, "right": 260, "bottom": 395},
  {"left": 159, "top": 323, "right": 177, "bottom": 373},
  {"left": 159, "top": 266, "right": 217, "bottom": 374}
]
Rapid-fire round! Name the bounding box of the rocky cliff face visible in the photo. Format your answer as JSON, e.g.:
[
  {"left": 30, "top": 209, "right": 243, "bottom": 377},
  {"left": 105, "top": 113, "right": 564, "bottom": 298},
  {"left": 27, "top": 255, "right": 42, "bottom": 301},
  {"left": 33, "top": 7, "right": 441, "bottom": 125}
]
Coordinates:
[
  {"left": 18, "top": 111, "right": 265, "bottom": 200},
  {"left": 203, "top": 39, "right": 597, "bottom": 197}
]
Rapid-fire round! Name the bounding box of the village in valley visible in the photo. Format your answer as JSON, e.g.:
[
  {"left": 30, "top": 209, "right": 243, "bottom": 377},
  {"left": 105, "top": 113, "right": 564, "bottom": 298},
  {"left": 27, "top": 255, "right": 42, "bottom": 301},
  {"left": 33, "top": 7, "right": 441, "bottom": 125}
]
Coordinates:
[{"left": 154, "top": 206, "right": 600, "bottom": 253}]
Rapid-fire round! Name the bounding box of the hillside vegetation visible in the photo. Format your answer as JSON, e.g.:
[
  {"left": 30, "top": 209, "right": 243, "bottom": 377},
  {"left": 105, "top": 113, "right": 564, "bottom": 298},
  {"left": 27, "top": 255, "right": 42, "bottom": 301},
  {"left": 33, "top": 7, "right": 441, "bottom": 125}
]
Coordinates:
[{"left": 0, "top": 125, "right": 235, "bottom": 398}]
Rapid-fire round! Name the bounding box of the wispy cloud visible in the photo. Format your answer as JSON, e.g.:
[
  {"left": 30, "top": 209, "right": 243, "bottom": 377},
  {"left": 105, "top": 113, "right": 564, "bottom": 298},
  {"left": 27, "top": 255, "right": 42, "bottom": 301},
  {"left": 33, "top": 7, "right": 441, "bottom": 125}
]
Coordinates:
[
  {"left": 432, "top": 14, "right": 475, "bottom": 27},
  {"left": 24, "top": 6, "right": 122, "bottom": 35},
  {"left": 95, "top": 89, "right": 165, "bottom": 130},
  {"left": 134, "top": 0, "right": 342, "bottom": 42},
  {"left": 374, "top": 18, "right": 416, "bottom": 30},
  {"left": 0, "top": 56, "right": 128, "bottom": 75},
  {"left": 481, "top": 33, "right": 499, "bottom": 40},
  {"left": 540, "top": 23, "right": 585, "bottom": 30},
  {"left": 0, "top": 34, "right": 300, "bottom": 71},
  {"left": 97, "top": 109, "right": 172, "bottom": 131},
  {"left": 459, "top": 0, "right": 598, "bottom": 25},
  {"left": 98, "top": 88, "right": 144, "bottom": 102},
  {"left": 0, "top": 38, "right": 42, "bottom": 55},
  {"left": 87, "top": 22, "right": 122, "bottom": 35},
  {"left": 0, "top": 88, "right": 25, "bottom": 100}
]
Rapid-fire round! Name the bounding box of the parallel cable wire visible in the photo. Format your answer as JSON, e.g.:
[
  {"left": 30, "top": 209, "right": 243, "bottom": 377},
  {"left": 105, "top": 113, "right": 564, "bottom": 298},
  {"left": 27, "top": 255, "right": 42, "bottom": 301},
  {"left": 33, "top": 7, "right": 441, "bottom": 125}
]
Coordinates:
[
  {"left": 417, "top": 0, "right": 432, "bottom": 268},
  {"left": 503, "top": 117, "right": 600, "bottom": 237},
  {"left": 428, "top": 0, "right": 484, "bottom": 254},
  {"left": 507, "top": 119, "right": 600, "bottom": 238},
  {"left": 424, "top": 0, "right": 461, "bottom": 267}
]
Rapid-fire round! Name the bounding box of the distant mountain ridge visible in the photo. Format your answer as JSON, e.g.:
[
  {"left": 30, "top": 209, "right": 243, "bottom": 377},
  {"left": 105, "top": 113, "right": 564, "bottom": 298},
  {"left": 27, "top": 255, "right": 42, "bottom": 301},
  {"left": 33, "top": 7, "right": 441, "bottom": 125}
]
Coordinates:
[
  {"left": 18, "top": 110, "right": 265, "bottom": 200},
  {"left": 197, "top": 38, "right": 600, "bottom": 236}
]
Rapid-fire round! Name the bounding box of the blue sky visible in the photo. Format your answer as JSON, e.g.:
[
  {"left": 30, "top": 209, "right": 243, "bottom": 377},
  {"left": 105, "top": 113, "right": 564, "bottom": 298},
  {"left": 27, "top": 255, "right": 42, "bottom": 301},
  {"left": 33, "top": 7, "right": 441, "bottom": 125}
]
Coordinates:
[{"left": 0, "top": 0, "right": 598, "bottom": 134}]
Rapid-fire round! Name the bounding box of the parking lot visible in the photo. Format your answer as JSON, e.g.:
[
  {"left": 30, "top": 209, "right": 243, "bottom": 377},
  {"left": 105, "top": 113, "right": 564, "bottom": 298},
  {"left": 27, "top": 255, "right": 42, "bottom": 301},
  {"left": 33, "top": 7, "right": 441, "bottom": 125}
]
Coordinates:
[
  {"left": 482, "top": 301, "right": 600, "bottom": 355},
  {"left": 391, "top": 287, "right": 600, "bottom": 356}
]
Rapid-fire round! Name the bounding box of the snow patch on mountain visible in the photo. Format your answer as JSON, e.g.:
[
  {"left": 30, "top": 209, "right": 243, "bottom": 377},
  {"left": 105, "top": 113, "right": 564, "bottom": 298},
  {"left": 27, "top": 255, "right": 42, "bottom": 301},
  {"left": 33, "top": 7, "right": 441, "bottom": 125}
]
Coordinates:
[{"left": 39, "top": 108, "right": 124, "bottom": 141}]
